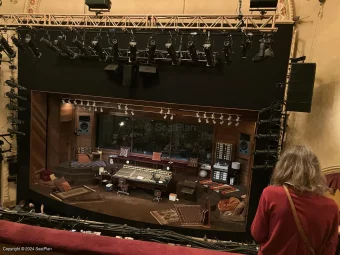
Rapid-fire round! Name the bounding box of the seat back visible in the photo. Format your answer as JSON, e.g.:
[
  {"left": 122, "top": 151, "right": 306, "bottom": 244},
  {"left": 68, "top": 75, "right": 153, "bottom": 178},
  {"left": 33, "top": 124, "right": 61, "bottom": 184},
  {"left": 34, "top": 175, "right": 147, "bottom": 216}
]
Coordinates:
[{"left": 183, "top": 180, "right": 196, "bottom": 189}]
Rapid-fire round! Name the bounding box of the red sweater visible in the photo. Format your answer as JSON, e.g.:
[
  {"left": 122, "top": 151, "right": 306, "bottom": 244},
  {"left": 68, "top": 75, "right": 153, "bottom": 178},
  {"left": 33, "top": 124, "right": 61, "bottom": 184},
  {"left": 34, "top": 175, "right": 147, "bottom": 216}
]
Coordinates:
[{"left": 251, "top": 185, "right": 339, "bottom": 255}]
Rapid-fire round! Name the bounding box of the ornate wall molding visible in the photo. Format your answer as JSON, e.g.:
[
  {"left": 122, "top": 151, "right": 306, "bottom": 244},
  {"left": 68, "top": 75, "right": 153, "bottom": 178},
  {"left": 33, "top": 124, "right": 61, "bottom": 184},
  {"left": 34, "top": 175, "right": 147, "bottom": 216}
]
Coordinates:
[
  {"left": 277, "top": 0, "right": 294, "bottom": 21},
  {"left": 23, "top": 0, "right": 42, "bottom": 13}
]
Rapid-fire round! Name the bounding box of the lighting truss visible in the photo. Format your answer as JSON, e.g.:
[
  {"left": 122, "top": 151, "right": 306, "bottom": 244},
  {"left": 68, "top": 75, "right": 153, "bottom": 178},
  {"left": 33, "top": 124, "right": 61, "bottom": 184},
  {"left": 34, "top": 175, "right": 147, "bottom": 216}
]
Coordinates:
[{"left": 0, "top": 14, "right": 278, "bottom": 31}]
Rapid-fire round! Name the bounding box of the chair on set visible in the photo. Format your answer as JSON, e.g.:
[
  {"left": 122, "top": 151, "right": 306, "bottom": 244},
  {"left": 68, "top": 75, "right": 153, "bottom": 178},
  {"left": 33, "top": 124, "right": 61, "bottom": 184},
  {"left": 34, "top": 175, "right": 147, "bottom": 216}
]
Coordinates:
[
  {"left": 152, "top": 189, "right": 162, "bottom": 203},
  {"left": 180, "top": 180, "right": 196, "bottom": 202},
  {"left": 117, "top": 178, "right": 129, "bottom": 196}
]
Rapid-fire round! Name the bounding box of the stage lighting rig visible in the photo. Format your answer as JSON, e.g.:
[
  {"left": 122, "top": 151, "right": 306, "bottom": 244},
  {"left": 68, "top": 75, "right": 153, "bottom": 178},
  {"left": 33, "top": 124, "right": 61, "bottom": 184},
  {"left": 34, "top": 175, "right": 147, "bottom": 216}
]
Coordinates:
[
  {"left": 24, "top": 33, "right": 42, "bottom": 58},
  {"left": 253, "top": 34, "right": 274, "bottom": 63},
  {"left": 11, "top": 35, "right": 26, "bottom": 53},
  {"left": 290, "top": 56, "right": 306, "bottom": 63},
  {"left": 147, "top": 36, "right": 156, "bottom": 63},
  {"left": 128, "top": 35, "right": 137, "bottom": 63},
  {"left": 187, "top": 40, "right": 198, "bottom": 64},
  {"left": 223, "top": 34, "right": 233, "bottom": 65},
  {"left": 7, "top": 116, "right": 24, "bottom": 125},
  {"left": 85, "top": 0, "right": 112, "bottom": 13},
  {"left": 110, "top": 38, "right": 119, "bottom": 62},
  {"left": 40, "top": 32, "right": 61, "bottom": 54},
  {"left": 5, "top": 89, "right": 27, "bottom": 101},
  {"left": 165, "top": 38, "right": 178, "bottom": 65},
  {"left": 203, "top": 35, "right": 214, "bottom": 66},
  {"left": 240, "top": 33, "right": 253, "bottom": 59},
  {"left": 7, "top": 128, "right": 25, "bottom": 136},
  {"left": 73, "top": 32, "right": 92, "bottom": 57},
  {"left": 91, "top": 34, "right": 106, "bottom": 61},
  {"left": 0, "top": 34, "right": 16, "bottom": 58},
  {"left": 5, "top": 103, "right": 26, "bottom": 111},
  {"left": 4, "top": 80, "right": 26, "bottom": 90},
  {"left": 55, "top": 34, "right": 77, "bottom": 59}
]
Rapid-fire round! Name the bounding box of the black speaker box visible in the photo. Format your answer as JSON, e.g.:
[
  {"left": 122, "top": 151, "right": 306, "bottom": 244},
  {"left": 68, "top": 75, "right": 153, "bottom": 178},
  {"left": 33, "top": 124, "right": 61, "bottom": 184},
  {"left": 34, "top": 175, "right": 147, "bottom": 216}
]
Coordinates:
[
  {"left": 85, "top": 0, "right": 111, "bottom": 9},
  {"left": 78, "top": 116, "right": 91, "bottom": 134},
  {"left": 239, "top": 133, "right": 251, "bottom": 156},
  {"left": 287, "top": 63, "right": 316, "bottom": 113},
  {"left": 123, "top": 65, "right": 135, "bottom": 87},
  {"left": 250, "top": 0, "right": 278, "bottom": 8}
]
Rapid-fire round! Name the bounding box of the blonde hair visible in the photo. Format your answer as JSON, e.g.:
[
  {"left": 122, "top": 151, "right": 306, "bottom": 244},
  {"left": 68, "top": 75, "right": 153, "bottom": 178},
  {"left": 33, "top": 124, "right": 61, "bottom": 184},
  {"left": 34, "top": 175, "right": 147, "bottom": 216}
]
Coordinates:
[{"left": 271, "top": 145, "right": 327, "bottom": 195}]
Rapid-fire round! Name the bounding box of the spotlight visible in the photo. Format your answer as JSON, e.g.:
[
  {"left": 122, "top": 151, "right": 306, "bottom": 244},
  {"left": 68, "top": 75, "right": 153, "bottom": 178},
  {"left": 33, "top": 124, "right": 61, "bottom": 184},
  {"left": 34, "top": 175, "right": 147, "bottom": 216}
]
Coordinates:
[
  {"left": 119, "top": 121, "right": 125, "bottom": 126},
  {"left": 147, "top": 37, "right": 156, "bottom": 63},
  {"left": 11, "top": 35, "right": 26, "bottom": 53},
  {"left": 236, "top": 116, "right": 240, "bottom": 121},
  {"left": 94, "top": 107, "right": 97, "bottom": 112},
  {"left": 92, "top": 37, "right": 106, "bottom": 61},
  {"left": 118, "top": 104, "right": 121, "bottom": 110},
  {"left": 212, "top": 119, "right": 216, "bottom": 124},
  {"left": 24, "top": 34, "right": 42, "bottom": 58},
  {"left": 40, "top": 33, "right": 61, "bottom": 54},
  {"left": 7, "top": 116, "right": 24, "bottom": 125},
  {"left": 219, "top": 114, "right": 224, "bottom": 120},
  {"left": 220, "top": 120, "right": 224, "bottom": 124},
  {"left": 129, "top": 37, "right": 137, "bottom": 63},
  {"left": 198, "top": 118, "right": 201, "bottom": 123},
  {"left": 170, "top": 114, "right": 174, "bottom": 120},
  {"left": 196, "top": 112, "right": 200, "bottom": 118},
  {"left": 253, "top": 34, "right": 274, "bottom": 63},
  {"left": 111, "top": 38, "right": 119, "bottom": 62},
  {"left": 235, "top": 122, "right": 239, "bottom": 127},
  {"left": 223, "top": 34, "right": 232, "bottom": 65},
  {"left": 0, "top": 34, "right": 16, "bottom": 58},
  {"left": 131, "top": 110, "right": 135, "bottom": 115},
  {"left": 203, "top": 112, "right": 207, "bottom": 118},
  {"left": 125, "top": 110, "right": 128, "bottom": 115},
  {"left": 228, "top": 121, "right": 232, "bottom": 126},
  {"left": 55, "top": 35, "right": 77, "bottom": 59},
  {"left": 159, "top": 108, "right": 163, "bottom": 114},
  {"left": 167, "top": 109, "right": 170, "bottom": 114},
  {"left": 5, "top": 103, "right": 26, "bottom": 111},
  {"left": 125, "top": 105, "right": 128, "bottom": 110},
  {"left": 203, "top": 37, "right": 214, "bottom": 66},
  {"left": 88, "top": 106, "right": 92, "bottom": 111},
  {"left": 187, "top": 40, "right": 198, "bottom": 64},
  {"left": 5, "top": 89, "right": 27, "bottom": 101},
  {"left": 240, "top": 33, "right": 253, "bottom": 59},
  {"left": 4, "top": 80, "right": 26, "bottom": 90},
  {"left": 100, "top": 107, "right": 103, "bottom": 112},
  {"left": 86, "top": 101, "right": 90, "bottom": 106},
  {"left": 8, "top": 128, "right": 25, "bottom": 136},
  {"left": 73, "top": 37, "right": 92, "bottom": 56},
  {"left": 205, "top": 119, "right": 209, "bottom": 123},
  {"left": 73, "top": 100, "right": 77, "bottom": 105},
  {"left": 227, "top": 115, "right": 232, "bottom": 121},
  {"left": 164, "top": 114, "right": 167, "bottom": 119},
  {"left": 80, "top": 100, "right": 83, "bottom": 106},
  {"left": 165, "top": 39, "right": 178, "bottom": 65},
  {"left": 62, "top": 99, "right": 66, "bottom": 104}
]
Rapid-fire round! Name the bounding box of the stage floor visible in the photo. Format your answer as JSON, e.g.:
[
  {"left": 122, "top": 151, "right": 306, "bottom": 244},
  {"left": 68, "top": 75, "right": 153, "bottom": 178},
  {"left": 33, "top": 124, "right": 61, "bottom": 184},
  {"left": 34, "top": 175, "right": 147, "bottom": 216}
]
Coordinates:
[{"left": 31, "top": 183, "right": 246, "bottom": 232}]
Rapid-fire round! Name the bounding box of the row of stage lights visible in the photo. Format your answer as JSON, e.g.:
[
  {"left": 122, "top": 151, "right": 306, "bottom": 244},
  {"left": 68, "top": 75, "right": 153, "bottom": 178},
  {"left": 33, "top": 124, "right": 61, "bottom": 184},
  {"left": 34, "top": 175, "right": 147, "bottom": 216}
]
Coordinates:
[
  {"left": 62, "top": 99, "right": 241, "bottom": 126},
  {"left": 6, "top": 31, "right": 274, "bottom": 65}
]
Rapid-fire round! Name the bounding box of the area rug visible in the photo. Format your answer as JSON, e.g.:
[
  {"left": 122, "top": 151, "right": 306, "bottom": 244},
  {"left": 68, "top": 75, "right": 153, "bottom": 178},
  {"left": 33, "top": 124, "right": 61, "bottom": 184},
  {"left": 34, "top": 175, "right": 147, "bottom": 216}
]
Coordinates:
[
  {"left": 66, "top": 192, "right": 104, "bottom": 204},
  {"left": 70, "top": 161, "right": 107, "bottom": 168},
  {"left": 150, "top": 209, "right": 180, "bottom": 225},
  {"left": 52, "top": 186, "right": 93, "bottom": 200},
  {"left": 174, "top": 204, "right": 206, "bottom": 227}
]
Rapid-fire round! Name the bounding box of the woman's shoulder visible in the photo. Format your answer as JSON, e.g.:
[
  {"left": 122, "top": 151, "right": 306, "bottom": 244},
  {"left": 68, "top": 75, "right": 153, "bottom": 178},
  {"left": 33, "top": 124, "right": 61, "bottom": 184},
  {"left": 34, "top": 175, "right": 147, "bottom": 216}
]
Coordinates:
[{"left": 262, "top": 185, "right": 285, "bottom": 195}]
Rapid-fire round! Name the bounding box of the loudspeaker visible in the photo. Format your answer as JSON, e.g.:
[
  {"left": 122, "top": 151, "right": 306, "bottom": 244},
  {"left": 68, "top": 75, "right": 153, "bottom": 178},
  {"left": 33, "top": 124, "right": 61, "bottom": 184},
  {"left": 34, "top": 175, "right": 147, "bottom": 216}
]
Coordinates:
[
  {"left": 287, "top": 63, "right": 316, "bottom": 113},
  {"left": 78, "top": 116, "right": 91, "bottom": 134},
  {"left": 239, "top": 133, "right": 251, "bottom": 156},
  {"left": 250, "top": 0, "right": 278, "bottom": 8},
  {"left": 85, "top": 0, "right": 111, "bottom": 9},
  {"left": 123, "top": 65, "right": 135, "bottom": 87}
]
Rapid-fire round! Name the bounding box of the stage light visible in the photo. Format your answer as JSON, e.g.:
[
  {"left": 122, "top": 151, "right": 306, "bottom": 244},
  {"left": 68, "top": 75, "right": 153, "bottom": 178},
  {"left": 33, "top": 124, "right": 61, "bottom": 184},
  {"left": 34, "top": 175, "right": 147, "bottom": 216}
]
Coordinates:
[
  {"left": 228, "top": 115, "right": 232, "bottom": 121},
  {"left": 73, "top": 37, "right": 92, "bottom": 56},
  {"left": 131, "top": 110, "right": 135, "bottom": 115},
  {"left": 220, "top": 114, "right": 224, "bottom": 120},
  {"left": 165, "top": 40, "right": 178, "bottom": 65},
  {"left": 198, "top": 118, "right": 201, "bottom": 123},
  {"left": 240, "top": 33, "right": 253, "bottom": 59},
  {"left": 147, "top": 37, "right": 156, "bottom": 63},
  {"left": 170, "top": 114, "right": 174, "bottom": 120},
  {"left": 40, "top": 34, "right": 61, "bottom": 54},
  {"left": 5, "top": 103, "right": 26, "bottom": 111},
  {"left": 92, "top": 38, "right": 106, "bottom": 61},
  {"left": 212, "top": 119, "right": 216, "bottom": 124},
  {"left": 85, "top": 0, "right": 111, "bottom": 12},
  {"left": 129, "top": 36, "right": 137, "bottom": 63},
  {"left": 119, "top": 121, "right": 125, "bottom": 126},
  {"left": 205, "top": 119, "right": 209, "bottom": 123},
  {"left": 235, "top": 122, "right": 239, "bottom": 127},
  {"left": 164, "top": 114, "right": 167, "bottom": 119},
  {"left": 11, "top": 35, "right": 26, "bottom": 53},
  {"left": 0, "top": 34, "right": 16, "bottom": 58},
  {"left": 100, "top": 107, "right": 103, "bottom": 112},
  {"left": 88, "top": 106, "right": 92, "bottom": 111},
  {"left": 228, "top": 121, "right": 232, "bottom": 126},
  {"left": 253, "top": 34, "right": 274, "bottom": 63},
  {"left": 159, "top": 108, "right": 163, "bottom": 114},
  {"left": 125, "top": 105, "right": 128, "bottom": 110},
  {"left": 94, "top": 107, "right": 97, "bottom": 112},
  {"left": 118, "top": 104, "right": 121, "bottom": 110},
  {"left": 8, "top": 128, "right": 25, "bottom": 136},
  {"left": 24, "top": 34, "right": 42, "bottom": 58},
  {"left": 126, "top": 160, "right": 130, "bottom": 164},
  {"left": 7, "top": 116, "right": 24, "bottom": 125},
  {"left": 187, "top": 40, "right": 198, "bottom": 64},
  {"left": 211, "top": 113, "right": 215, "bottom": 119},
  {"left": 203, "top": 37, "right": 214, "bottom": 66},
  {"left": 4, "top": 80, "right": 26, "bottom": 90},
  {"left": 62, "top": 99, "right": 66, "bottom": 104},
  {"left": 223, "top": 34, "right": 233, "bottom": 65},
  {"left": 167, "top": 109, "right": 170, "bottom": 114},
  {"left": 166, "top": 166, "right": 170, "bottom": 171},
  {"left": 55, "top": 35, "right": 77, "bottom": 59},
  {"left": 203, "top": 112, "right": 207, "bottom": 118},
  {"left": 80, "top": 100, "right": 83, "bottom": 106},
  {"left": 111, "top": 38, "right": 119, "bottom": 62},
  {"left": 196, "top": 112, "right": 200, "bottom": 118},
  {"left": 220, "top": 120, "right": 224, "bottom": 124},
  {"left": 5, "top": 89, "right": 27, "bottom": 101},
  {"left": 124, "top": 110, "right": 128, "bottom": 115},
  {"left": 236, "top": 116, "right": 240, "bottom": 121},
  {"left": 86, "top": 101, "right": 90, "bottom": 106}
]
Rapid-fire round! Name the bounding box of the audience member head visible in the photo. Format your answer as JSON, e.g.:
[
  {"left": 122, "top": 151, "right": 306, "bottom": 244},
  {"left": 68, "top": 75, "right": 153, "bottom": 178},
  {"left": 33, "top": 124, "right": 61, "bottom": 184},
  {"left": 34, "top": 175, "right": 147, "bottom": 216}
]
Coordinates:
[
  {"left": 18, "top": 200, "right": 25, "bottom": 207},
  {"left": 271, "top": 145, "right": 327, "bottom": 195}
]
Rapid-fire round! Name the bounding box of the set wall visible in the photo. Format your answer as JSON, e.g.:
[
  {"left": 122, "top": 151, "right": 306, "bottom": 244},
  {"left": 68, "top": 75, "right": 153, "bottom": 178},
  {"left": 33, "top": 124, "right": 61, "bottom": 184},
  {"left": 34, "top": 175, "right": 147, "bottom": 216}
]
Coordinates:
[{"left": 285, "top": 0, "right": 340, "bottom": 169}]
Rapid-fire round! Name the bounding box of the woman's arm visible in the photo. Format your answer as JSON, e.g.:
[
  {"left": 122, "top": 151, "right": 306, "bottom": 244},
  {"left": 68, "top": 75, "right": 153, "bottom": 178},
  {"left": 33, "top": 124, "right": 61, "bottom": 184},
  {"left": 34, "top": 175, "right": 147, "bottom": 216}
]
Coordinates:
[{"left": 251, "top": 188, "right": 269, "bottom": 244}]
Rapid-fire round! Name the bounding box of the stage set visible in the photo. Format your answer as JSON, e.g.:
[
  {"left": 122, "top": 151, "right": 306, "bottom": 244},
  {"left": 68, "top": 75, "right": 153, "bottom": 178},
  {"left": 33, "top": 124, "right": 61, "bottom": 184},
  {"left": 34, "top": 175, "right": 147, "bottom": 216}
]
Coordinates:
[{"left": 9, "top": 14, "right": 313, "bottom": 240}]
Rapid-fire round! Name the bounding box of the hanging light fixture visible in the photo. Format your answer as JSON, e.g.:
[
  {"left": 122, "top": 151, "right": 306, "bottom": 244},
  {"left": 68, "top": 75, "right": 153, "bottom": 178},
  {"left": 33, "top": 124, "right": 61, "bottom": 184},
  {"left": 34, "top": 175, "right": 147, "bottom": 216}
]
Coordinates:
[
  {"left": 198, "top": 118, "right": 201, "bottom": 123},
  {"left": 203, "top": 112, "right": 207, "bottom": 118},
  {"left": 220, "top": 114, "right": 224, "bottom": 120},
  {"left": 164, "top": 114, "right": 167, "bottom": 119},
  {"left": 86, "top": 101, "right": 90, "bottom": 106},
  {"left": 159, "top": 108, "right": 163, "bottom": 114},
  {"left": 228, "top": 115, "right": 232, "bottom": 121},
  {"left": 131, "top": 110, "right": 135, "bottom": 115},
  {"left": 118, "top": 104, "right": 121, "bottom": 110},
  {"left": 196, "top": 112, "right": 200, "bottom": 118},
  {"left": 62, "top": 99, "right": 66, "bottom": 104},
  {"left": 170, "top": 114, "right": 174, "bottom": 120},
  {"left": 220, "top": 120, "right": 224, "bottom": 125},
  {"left": 100, "top": 107, "right": 103, "bottom": 112},
  {"left": 206, "top": 119, "right": 209, "bottom": 124},
  {"left": 212, "top": 119, "right": 216, "bottom": 124}
]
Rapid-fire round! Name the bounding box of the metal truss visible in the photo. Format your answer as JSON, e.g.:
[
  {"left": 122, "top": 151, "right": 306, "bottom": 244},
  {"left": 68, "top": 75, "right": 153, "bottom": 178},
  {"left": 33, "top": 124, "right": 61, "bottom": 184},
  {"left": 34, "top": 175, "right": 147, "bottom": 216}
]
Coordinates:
[
  {"left": 57, "top": 47, "right": 218, "bottom": 65},
  {"left": 0, "top": 14, "right": 278, "bottom": 32}
]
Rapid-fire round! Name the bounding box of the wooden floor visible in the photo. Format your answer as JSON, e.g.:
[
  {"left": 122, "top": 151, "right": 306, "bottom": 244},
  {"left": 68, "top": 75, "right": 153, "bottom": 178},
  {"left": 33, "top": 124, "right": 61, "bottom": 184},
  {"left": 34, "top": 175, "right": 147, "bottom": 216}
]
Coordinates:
[{"left": 31, "top": 183, "right": 246, "bottom": 232}]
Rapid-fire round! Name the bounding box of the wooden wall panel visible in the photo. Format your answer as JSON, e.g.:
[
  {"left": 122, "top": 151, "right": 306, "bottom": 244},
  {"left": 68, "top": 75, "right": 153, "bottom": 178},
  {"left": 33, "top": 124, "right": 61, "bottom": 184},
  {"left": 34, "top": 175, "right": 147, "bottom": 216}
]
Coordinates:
[
  {"left": 59, "top": 103, "right": 74, "bottom": 162},
  {"left": 30, "top": 92, "right": 47, "bottom": 184},
  {"left": 75, "top": 108, "right": 94, "bottom": 150},
  {"left": 47, "top": 94, "right": 61, "bottom": 170}
]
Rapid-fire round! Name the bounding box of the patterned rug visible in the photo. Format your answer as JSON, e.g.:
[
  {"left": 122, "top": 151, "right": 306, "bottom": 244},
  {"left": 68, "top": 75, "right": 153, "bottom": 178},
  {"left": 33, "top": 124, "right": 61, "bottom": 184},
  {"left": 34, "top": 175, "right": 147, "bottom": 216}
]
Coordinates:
[
  {"left": 70, "top": 161, "right": 107, "bottom": 168},
  {"left": 150, "top": 209, "right": 180, "bottom": 225},
  {"left": 174, "top": 204, "right": 206, "bottom": 227},
  {"left": 52, "top": 186, "right": 93, "bottom": 200},
  {"left": 66, "top": 192, "right": 104, "bottom": 204}
]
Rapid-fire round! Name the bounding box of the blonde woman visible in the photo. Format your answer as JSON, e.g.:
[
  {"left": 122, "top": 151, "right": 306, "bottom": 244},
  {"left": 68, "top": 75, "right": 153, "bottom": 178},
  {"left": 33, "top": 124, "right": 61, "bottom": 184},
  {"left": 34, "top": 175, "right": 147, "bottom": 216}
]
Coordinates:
[{"left": 251, "top": 145, "right": 339, "bottom": 255}]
